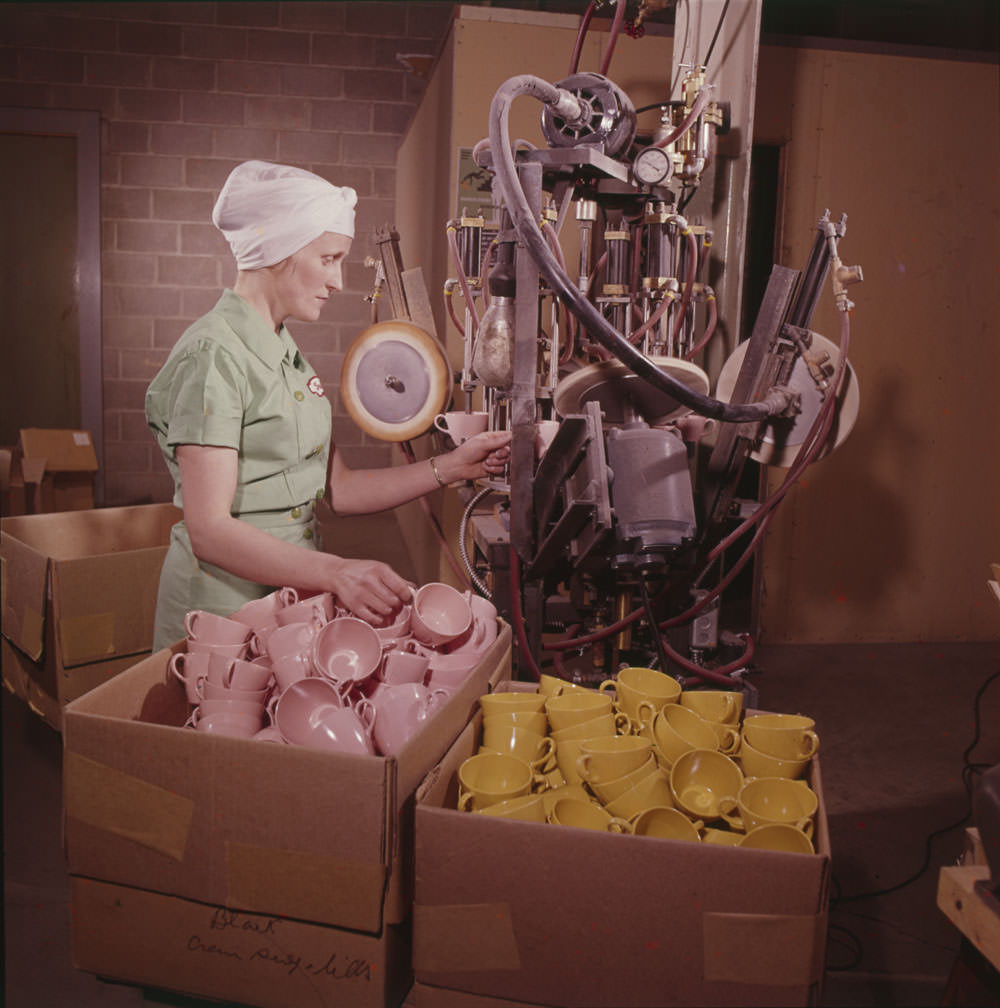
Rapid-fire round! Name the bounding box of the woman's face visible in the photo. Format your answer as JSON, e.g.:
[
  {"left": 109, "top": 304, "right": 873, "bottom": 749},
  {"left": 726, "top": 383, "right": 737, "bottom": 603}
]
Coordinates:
[{"left": 275, "top": 231, "right": 352, "bottom": 323}]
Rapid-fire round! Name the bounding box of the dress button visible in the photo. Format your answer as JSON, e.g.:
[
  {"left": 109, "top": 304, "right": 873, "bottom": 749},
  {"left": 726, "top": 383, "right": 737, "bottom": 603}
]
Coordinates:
[
  {"left": 303, "top": 528, "right": 313, "bottom": 541},
  {"left": 294, "top": 390, "right": 305, "bottom": 402},
  {"left": 291, "top": 507, "right": 302, "bottom": 519}
]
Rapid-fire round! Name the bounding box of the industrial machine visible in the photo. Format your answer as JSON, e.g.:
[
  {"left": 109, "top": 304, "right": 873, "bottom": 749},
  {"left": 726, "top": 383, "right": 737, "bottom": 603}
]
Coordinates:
[{"left": 340, "top": 0, "right": 862, "bottom": 691}]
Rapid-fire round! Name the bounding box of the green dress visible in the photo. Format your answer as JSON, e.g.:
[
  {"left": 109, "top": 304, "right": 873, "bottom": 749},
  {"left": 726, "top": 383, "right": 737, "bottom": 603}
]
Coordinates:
[{"left": 146, "top": 290, "right": 331, "bottom": 649}]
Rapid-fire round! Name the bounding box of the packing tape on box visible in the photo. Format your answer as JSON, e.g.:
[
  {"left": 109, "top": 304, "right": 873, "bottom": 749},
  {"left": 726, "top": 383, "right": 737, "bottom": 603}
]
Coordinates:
[
  {"left": 226, "top": 841, "right": 388, "bottom": 928},
  {"left": 413, "top": 903, "right": 522, "bottom": 972},
  {"left": 64, "top": 752, "right": 194, "bottom": 861},
  {"left": 59, "top": 612, "right": 116, "bottom": 664},
  {"left": 702, "top": 912, "right": 826, "bottom": 985}
]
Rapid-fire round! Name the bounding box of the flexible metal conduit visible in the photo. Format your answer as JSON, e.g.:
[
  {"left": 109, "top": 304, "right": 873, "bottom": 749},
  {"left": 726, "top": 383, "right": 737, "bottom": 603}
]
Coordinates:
[{"left": 487, "top": 75, "right": 791, "bottom": 424}]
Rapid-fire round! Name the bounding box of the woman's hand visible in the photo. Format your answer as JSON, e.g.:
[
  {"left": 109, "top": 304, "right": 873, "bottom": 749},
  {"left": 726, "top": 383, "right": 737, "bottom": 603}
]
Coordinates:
[
  {"left": 437, "top": 430, "right": 512, "bottom": 483},
  {"left": 327, "top": 556, "right": 412, "bottom": 624}
]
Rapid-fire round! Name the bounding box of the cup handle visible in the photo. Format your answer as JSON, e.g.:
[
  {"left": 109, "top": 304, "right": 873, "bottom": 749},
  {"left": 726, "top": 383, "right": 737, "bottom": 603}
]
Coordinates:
[
  {"left": 598, "top": 679, "right": 617, "bottom": 698},
  {"left": 195, "top": 674, "right": 208, "bottom": 700},
  {"left": 434, "top": 414, "right": 448, "bottom": 432},
  {"left": 531, "top": 737, "right": 556, "bottom": 772},
  {"left": 718, "top": 726, "right": 740, "bottom": 755},
  {"left": 614, "top": 711, "right": 634, "bottom": 735},
  {"left": 574, "top": 754, "right": 591, "bottom": 780},
  {"left": 636, "top": 699, "right": 657, "bottom": 731},
  {"left": 801, "top": 730, "right": 820, "bottom": 757},
  {"left": 279, "top": 586, "right": 299, "bottom": 606},
  {"left": 796, "top": 816, "right": 815, "bottom": 839},
  {"left": 169, "top": 652, "right": 186, "bottom": 682},
  {"left": 458, "top": 789, "right": 474, "bottom": 812},
  {"left": 355, "top": 698, "right": 376, "bottom": 734},
  {"left": 183, "top": 610, "right": 198, "bottom": 640},
  {"left": 718, "top": 796, "right": 742, "bottom": 831},
  {"left": 608, "top": 816, "right": 633, "bottom": 835},
  {"left": 530, "top": 772, "right": 549, "bottom": 793},
  {"left": 185, "top": 708, "right": 200, "bottom": 728}
]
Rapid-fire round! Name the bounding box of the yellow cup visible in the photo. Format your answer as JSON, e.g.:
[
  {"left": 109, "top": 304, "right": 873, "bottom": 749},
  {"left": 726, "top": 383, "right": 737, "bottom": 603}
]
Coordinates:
[
  {"left": 481, "top": 722, "right": 556, "bottom": 770},
  {"left": 575, "top": 735, "right": 652, "bottom": 785},
  {"left": 539, "top": 781, "right": 594, "bottom": 817},
  {"left": 482, "top": 709, "right": 548, "bottom": 735},
  {"left": 474, "top": 792, "right": 547, "bottom": 824},
  {"left": 650, "top": 703, "right": 720, "bottom": 767},
  {"left": 480, "top": 692, "right": 546, "bottom": 716},
  {"left": 603, "top": 767, "right": 675, "bottom": 820},
  {"left": 588, "top": 753, "right": 659, "bottom": 804},
  {"left": 555, "top": 737, "right": 597, "bottom": 785},
  {"left": 548, "top": 797, "right": 632, "bottom": 834},
  {"left": 738, "top": 736, "right": 811, "bottom": 780},
  {"left": 701, "top": 717, "right": 741, "bottom": 755},
  {"left": 545, "top": 691, "right": 613, "bottom": 731},
  {"left": 739, "top": 822, "right": 815, "bottom": 854},
  {"left": 549, "top": 710, "right": 629, "bottom": 743},
  {"left": 537, "top": 674, "right": 564, "bottom": 697},
  {"left": 679, "top": 689, "right": 743, "bottom": 725},
  {"left": 669, "top": 748, "right": 744, "bottom": 820},
  {"left": 599, "top": 666, "right": 681, "bottom": 720},
  {"left": 702, "top": 827, "right": 743, "bottom": 846},
  {"left": 719, "top": 776, "right": 819, "bottom": 835},
  {"left": 742, "top": 713, "right": 819, "bottom": 760},
  {"left": 457, "top": 752, "right": 538, "bottom": 811},
  {"left": 631, "top": 806, "right": 703, "bottom": 842}
]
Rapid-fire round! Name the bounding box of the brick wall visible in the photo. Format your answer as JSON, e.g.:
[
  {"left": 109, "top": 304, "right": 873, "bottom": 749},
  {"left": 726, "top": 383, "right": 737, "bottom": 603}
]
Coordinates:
[{"left": 0, "top": 1, "right": 456, "bottom": 506}]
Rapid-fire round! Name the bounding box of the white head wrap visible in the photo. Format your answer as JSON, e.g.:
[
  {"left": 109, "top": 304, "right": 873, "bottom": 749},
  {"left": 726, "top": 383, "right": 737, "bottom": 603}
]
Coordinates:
[{"left": 212, "top": 160, "right": 357, "bottom": 270}]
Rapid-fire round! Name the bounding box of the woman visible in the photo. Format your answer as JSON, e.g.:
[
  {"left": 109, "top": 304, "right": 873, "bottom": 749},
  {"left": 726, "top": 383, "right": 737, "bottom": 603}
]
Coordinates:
[{"left": 146, "top": 160, "right": 510, "bottom": 649}]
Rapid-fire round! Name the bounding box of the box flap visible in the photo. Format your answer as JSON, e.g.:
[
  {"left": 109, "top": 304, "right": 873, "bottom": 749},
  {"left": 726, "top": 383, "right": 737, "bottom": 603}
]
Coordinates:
[
  {"left": 52, "top": 546, "right": 167, "bottom": 665},
  {"left": 1, "top": 524, "right": 50, "bottom": 660},
  {"left": 19, "top": 428, "right": 98, "bottom": 473}
]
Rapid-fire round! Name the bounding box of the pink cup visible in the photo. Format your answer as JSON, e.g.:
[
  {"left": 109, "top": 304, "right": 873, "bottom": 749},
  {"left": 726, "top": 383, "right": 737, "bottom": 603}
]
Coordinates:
[
  {"left": 170, "top": 651, "right": 212, "bottom": 705},
  {"left": 266, "top": 621, "right": 320, "bottom": 690},
  {"left": 274, "top": 678, "right": 376, "bottom": 754},
  {"left": 410, "top": 582, "right": 473, "bottom": 648},
  {"left": 252, "top": 725, "right": 286, "bottom": 744},
  {"left": 381, "top": 647, "right": 430, "bottom": 686},
  {"left": 424, "top": 650, "right": 479, "bottom": 691},
  {"left": 186, "top": 639, "right": 249, "bottom": 660},
  {"left": 197, "top": 679, "right": 271, "bottom": 704},
  {"left": 312, "top": 617, "right": 383, "bottom": 688},
  {"left": 184, "top": 609, "right": 253, "bottom": 646},
  {"left": 197, "top": 697, "right": 267, "bottom": 720},
  {"left": 231, "top": 587, "right": 299, "bottom": 630},
  {"left": 371, "top": 682, "right": 449, "bottom": 756},
  {"left": 433, "top": 410, "right": 489, "bottom": 445},
  {"left": 188, "top": 710, "right": 262, "bottom": 738},
  {"left": 207, "top": 653, "right": 273, "bottom": 691},
  {"left": 274, "top": 594, "right": 333, "bottom": 629}
]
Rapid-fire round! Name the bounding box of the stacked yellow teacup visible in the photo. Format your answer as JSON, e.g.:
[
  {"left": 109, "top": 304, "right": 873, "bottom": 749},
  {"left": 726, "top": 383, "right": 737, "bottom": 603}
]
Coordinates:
[{"left": 455, "top": 675, "right": 821, "bottom": 852}]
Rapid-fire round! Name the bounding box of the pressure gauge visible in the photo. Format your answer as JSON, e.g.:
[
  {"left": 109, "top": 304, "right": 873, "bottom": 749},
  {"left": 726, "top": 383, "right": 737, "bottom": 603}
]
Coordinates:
[{"left": 632, "top": 146, "right": 673, "bottom": 187}]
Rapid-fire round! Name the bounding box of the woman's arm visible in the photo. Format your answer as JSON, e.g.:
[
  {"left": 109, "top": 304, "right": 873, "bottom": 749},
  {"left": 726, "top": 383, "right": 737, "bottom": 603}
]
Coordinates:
[
  {"left": 326, "top": 429, "right": 512, "bottom": 516},
  {"left": 177, "top": 444, "right": 412, "bottom": 622}
]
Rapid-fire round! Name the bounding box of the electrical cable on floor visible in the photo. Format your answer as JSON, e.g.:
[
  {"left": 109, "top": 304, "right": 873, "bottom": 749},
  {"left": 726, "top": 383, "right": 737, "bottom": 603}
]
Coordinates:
[
  {"left": 831, "top": 667, "right": 1000, "bottom": 906},
  {"left": 825, "top": 923, "right": 863, "bottom": 972}
]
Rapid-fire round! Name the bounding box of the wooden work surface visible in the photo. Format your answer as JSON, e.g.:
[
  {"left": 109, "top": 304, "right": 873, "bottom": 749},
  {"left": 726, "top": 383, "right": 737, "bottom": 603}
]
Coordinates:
[{"left": 937, "top": 828, "right": 1000, "bottom": 973}]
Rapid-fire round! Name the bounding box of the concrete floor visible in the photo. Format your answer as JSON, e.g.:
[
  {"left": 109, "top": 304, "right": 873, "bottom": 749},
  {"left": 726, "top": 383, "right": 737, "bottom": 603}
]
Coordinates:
[{"left": 4, "top": 641, "right": 1000, "bottom": 1007}]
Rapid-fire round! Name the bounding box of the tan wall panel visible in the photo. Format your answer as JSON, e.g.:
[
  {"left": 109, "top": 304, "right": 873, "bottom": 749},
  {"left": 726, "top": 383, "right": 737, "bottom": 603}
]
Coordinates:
[{"left": 757, "top": 46, "right": 1000, "bottom": 642}]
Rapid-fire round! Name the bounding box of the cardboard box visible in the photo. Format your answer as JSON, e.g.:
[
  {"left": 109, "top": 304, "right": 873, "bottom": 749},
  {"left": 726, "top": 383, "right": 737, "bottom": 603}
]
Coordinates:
[
  {"left": 71, "top": 877, "right": 412, "bottom": 1008},
  {"left": 412, "top": 700, "right": 832, "bottom": 1008},
  {"left": 63, "top": 624, "right": 512, "bottom": 1006},
  {"left": 0, "top": 503, "right": 181, "bottom": 728},
  {"left": 10, "top": 427, "right": 99, "bottom": 513}
]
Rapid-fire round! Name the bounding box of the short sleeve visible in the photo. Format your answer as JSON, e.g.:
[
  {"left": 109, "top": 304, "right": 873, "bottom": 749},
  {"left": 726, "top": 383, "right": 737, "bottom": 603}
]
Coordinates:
[{"left": 147, "top": 340, "right": 247, "bottom": 456}]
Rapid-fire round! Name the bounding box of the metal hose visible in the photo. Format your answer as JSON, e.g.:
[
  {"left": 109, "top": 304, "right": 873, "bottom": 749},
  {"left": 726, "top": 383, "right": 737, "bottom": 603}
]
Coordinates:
[{"left": 487, "top": 74, "right": 793, "bottom": 424}]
